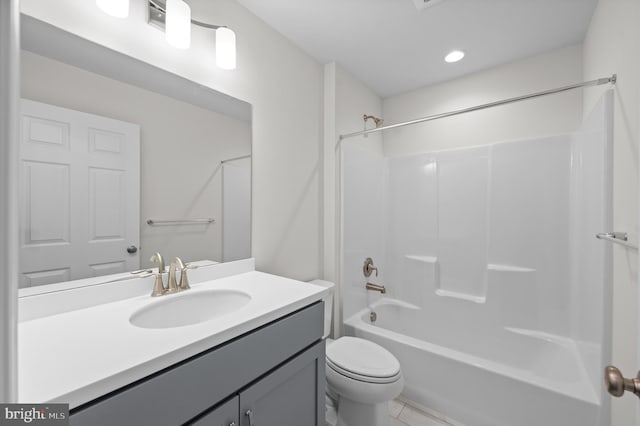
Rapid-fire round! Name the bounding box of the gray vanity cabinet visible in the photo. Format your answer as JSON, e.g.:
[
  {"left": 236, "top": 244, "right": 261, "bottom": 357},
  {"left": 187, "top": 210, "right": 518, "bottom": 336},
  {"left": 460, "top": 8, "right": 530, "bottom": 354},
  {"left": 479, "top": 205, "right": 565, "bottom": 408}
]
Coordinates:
[{"left": 69, "top": 302, "right": 325, "bottom": 426}]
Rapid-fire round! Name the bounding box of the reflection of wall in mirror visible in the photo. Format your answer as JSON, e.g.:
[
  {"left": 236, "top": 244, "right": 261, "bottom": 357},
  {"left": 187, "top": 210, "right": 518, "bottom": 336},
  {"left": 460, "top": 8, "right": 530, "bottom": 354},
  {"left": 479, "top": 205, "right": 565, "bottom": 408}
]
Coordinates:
[
  {"left": 222, "top": 158, "right": 251, "bottom": 262},
  {"left": 20, "top": 50, "right": 252, "bottom": 276}
]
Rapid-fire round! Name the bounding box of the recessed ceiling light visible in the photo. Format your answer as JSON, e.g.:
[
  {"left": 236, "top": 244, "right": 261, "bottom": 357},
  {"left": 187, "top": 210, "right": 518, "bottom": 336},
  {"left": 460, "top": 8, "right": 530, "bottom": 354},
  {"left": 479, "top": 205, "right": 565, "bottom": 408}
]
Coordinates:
[{"left": 445, "top": 50, "right": 465, "bottom": 63}]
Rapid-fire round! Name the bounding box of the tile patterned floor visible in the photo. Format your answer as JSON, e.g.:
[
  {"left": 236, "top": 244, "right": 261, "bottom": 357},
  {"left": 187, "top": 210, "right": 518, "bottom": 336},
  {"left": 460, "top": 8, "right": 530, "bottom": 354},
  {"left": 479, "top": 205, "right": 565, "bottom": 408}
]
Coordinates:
[
  {"left": 325, "top": 396, "right": 463, "bottom": 426},
  {"left": 388, "top": 399, "right": 463, "bottom": 426}
]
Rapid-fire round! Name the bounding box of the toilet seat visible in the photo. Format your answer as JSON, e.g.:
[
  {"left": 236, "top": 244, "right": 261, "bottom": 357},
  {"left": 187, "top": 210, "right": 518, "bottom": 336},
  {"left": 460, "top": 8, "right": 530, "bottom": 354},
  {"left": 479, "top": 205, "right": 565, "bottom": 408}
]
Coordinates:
[{"left": 326, "top": 337, "right": 401, "bottom": 384}]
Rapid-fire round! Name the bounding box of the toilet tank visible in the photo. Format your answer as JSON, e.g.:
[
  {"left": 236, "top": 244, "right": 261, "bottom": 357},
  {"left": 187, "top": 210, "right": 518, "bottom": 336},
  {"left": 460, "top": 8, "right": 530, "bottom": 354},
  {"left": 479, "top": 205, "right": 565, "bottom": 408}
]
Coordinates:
[{"left": 308, "top": 279, "right": 334, "bottom": 339}]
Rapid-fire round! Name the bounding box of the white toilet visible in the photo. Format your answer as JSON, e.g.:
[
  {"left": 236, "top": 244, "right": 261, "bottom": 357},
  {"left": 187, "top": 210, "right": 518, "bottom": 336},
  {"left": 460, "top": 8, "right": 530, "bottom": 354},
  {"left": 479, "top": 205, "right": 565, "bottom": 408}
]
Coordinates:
[{"left": 310, "top": 280, "right": 404, "bottom": 426}]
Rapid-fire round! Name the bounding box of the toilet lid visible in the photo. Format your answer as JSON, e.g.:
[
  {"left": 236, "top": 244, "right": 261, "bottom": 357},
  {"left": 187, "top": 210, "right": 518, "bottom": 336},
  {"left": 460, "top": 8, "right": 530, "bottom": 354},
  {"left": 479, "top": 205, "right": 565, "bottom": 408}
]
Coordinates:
[{"left": 326, "top": 337, "right": 400, "bottom": 382}]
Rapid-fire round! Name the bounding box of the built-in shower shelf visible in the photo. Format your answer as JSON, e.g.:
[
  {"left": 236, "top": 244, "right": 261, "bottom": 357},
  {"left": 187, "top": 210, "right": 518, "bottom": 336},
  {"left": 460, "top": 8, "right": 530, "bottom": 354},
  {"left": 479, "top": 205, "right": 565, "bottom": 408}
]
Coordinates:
[
  {"left": 435, "top": 289, "right": 486, "bottom": 304},
  {"left": 487, "top": 264, "right": 535, "bottom": 273},
  {"left": 404, "top": 255, "right": 438, "bottom": 264}
]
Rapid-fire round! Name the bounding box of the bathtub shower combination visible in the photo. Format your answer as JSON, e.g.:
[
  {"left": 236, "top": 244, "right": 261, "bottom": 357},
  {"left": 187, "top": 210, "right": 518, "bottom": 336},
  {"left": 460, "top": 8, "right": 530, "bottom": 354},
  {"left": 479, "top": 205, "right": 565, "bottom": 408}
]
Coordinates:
[{"left": 340, "top": 93, "right": 612, "bottom": 426}]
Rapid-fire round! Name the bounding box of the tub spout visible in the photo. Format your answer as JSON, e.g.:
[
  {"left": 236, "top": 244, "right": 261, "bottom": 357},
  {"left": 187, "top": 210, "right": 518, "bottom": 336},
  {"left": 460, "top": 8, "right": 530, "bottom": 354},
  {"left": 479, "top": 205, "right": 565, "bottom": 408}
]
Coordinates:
[{"left": 366, "top": 282, "right": 386, "bottom": 294}]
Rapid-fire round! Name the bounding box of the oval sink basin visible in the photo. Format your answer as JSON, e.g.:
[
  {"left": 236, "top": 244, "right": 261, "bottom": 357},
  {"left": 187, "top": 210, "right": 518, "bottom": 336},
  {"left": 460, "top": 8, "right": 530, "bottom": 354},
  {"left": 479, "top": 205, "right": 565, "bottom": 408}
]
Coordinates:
[{"left": 130, "top": 289, "right": 251, "bottom": 329}]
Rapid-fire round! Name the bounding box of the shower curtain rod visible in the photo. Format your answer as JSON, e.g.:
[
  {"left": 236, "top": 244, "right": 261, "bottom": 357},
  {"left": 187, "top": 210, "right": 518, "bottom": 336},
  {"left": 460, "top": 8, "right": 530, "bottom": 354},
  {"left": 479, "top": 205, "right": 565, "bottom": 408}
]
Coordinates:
[{"left": 339, "top": 74, "right": 617, "bottom": 141}]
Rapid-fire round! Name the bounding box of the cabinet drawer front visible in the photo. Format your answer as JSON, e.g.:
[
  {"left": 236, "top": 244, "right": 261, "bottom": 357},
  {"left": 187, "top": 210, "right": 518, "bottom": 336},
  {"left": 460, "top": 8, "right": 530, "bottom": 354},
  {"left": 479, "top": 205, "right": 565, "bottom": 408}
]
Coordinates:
[{"left": 70, "top": 302, "right": 323, "bottom": 426}]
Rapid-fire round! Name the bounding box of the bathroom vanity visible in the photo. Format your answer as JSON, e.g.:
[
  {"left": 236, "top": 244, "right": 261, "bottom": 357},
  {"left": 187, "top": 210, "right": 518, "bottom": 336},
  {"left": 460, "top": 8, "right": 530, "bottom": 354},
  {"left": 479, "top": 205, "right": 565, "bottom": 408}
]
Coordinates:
[
  {"left": 18, "top": 260, "right": 327, "bottom": 426},
  {"left": 71, "top": 303, "right": 324, "bottom": 425}
]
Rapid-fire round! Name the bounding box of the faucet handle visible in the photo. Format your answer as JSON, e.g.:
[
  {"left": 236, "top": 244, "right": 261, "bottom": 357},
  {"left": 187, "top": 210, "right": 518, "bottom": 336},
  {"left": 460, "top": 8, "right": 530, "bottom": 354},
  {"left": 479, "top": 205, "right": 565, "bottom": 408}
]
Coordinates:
[
  {"left": 175, "top": 258, "right": 191, "bottom": 290},
  {"left": 179, "top": 267, "right": 191, "bottom": 290},
  {"left": 363, "top": 257, "right": 378, "bottom": 277},
  {"left": 151, "top": 273, "right": 166, "bottom": 297},
  {"left": 166, "top": 257, "right": 187, "bottom": 293}
]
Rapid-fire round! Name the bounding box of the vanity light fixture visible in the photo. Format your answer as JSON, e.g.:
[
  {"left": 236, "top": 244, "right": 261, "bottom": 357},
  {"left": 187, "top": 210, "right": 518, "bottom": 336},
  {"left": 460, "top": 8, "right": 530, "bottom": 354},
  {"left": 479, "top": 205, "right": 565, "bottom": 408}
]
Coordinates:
[
  {"left": 444, "top": 50, "right": 465, "bottom": 63},
  {"left": 96, "top": 0, "right": 130, "bottom": 18},
  {"left": 147, "top": 0, "right": 238, "bottom": 70},
  {"left": 216, "top": 27, "right": 237, "bottom": 70},
  {"left": 165, "top": 0, "right": 191, "bottom": 49}
]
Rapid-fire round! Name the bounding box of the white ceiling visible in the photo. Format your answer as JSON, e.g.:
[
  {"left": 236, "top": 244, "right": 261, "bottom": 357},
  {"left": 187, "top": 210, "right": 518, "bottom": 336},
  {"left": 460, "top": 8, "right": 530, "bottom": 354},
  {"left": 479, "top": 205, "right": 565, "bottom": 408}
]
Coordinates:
[{"left": 235, "top": 0, "right": 598, "bottom": 98}]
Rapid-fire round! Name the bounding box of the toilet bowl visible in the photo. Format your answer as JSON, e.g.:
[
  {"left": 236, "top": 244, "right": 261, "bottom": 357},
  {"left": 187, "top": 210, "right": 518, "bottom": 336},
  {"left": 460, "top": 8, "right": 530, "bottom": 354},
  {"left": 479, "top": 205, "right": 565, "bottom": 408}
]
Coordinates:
[
  {"left": 326, "top": 336, "right": 404, "bottom": 426},
  {"left": 309, "top": 280, "right": 404, "bottom": 426}
]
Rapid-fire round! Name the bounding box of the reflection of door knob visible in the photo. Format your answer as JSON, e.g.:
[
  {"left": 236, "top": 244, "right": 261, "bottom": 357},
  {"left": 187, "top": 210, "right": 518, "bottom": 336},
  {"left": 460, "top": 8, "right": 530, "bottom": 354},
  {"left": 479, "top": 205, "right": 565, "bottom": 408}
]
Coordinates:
[
  {"left": 126, "top": 245, "right": 138, "bottom": 254},
  {"left": 605, "top": 365, "right": 640, "bottom": 398}
]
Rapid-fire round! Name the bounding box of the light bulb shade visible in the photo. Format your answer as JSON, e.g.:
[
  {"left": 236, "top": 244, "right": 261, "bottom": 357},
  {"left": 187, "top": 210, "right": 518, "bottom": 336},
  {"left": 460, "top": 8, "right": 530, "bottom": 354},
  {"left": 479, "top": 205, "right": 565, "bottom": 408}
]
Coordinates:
[
  {"left": 96, "top": 0, "right": 129, "bottom": 18},
  {"left": 166, "top": 0, "right": 191, "bottom": 49},
  {"left": 216, "top": 27, "right": 237, "bottom": 70}
]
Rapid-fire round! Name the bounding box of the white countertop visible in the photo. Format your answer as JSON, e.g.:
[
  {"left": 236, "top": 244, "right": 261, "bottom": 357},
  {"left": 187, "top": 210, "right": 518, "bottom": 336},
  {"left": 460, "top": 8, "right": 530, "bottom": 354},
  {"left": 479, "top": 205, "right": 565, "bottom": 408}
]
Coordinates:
[{"left": 18, "top": 270, "right": 326, "bottom": 408}]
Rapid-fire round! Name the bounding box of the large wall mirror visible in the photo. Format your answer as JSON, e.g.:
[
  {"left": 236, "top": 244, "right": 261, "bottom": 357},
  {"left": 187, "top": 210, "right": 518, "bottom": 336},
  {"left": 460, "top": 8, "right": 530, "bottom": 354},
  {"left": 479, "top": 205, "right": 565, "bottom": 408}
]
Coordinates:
[{"left": 18, "top": 16, "right": 252, "bottom": 293}]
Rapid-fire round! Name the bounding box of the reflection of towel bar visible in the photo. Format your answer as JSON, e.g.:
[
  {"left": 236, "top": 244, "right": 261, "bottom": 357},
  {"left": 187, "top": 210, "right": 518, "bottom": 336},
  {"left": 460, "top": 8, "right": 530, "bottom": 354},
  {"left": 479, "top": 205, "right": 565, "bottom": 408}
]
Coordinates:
[
  {"left": 147, "top": 218, "right": 215, "bottom": 226},
  {"left": 596, "top": 232, "right": 638, "bottom": 250}
]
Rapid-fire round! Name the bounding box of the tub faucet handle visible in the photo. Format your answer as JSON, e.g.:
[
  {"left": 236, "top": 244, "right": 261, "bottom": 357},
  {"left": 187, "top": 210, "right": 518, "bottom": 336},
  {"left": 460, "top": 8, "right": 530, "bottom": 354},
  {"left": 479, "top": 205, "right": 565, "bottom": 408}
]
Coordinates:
[{"left": 363, "top": 257, "right": 378, "bottom": 277}]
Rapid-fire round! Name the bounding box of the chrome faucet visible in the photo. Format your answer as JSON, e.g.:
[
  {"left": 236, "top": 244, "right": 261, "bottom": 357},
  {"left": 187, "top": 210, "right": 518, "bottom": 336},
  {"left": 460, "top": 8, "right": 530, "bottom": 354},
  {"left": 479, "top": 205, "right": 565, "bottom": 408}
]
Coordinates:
[{"left": 148, "top": 253, "right": 193, "bottom": 297}]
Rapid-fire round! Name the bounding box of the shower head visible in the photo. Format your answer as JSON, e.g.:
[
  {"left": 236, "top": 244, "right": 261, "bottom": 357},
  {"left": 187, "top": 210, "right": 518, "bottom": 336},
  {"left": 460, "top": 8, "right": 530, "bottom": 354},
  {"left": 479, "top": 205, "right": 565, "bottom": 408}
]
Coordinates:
[{"left": 363, "top": 114, "right": 384, "bottom": 128}]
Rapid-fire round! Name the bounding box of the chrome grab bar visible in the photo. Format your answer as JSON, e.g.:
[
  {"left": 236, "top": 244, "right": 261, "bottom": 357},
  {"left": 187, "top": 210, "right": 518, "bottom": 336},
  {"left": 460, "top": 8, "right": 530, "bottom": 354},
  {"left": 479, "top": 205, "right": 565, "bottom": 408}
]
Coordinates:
[{"left": 596, "top": 232, "right": 638, "bottom": 250}]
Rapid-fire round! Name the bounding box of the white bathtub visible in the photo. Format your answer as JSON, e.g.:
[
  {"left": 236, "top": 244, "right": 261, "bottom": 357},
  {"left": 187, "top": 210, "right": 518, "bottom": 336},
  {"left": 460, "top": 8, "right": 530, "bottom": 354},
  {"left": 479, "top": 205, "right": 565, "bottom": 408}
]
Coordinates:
[{"left": 343, "top": 298, "right": 605, "bottom": 426}]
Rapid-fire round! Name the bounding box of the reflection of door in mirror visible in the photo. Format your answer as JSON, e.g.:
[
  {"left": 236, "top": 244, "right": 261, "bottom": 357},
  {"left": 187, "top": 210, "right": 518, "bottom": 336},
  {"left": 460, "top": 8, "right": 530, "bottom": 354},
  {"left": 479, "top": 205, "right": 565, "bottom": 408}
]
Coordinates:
[{"left": 19, "top": 99, "right": 140, "bottom": 288}]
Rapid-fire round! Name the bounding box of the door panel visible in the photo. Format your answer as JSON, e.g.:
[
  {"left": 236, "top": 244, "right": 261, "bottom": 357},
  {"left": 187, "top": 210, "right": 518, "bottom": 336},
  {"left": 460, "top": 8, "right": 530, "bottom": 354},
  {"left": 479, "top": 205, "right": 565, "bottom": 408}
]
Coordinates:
[
  {"left": 22, "top": 160, "right": 70, "bottom": 244},
  {"left": 88, "top": 167, "right": 125, "bottom": 240}
]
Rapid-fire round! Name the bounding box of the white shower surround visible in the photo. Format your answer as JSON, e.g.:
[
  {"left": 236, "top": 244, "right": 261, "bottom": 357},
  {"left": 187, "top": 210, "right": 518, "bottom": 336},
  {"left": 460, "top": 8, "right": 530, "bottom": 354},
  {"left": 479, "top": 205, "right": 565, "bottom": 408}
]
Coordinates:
[{"left": 339, "top": 92, "right": 613, "bottom": 426}]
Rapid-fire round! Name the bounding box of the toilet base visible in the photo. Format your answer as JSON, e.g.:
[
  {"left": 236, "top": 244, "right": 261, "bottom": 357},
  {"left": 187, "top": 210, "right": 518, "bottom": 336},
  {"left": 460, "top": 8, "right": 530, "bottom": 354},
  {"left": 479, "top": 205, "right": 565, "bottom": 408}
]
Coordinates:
[
  {"left": 326, "top": 394, "right": 338, "bottom": 426},
  {"left": 336, "top": 397, "right": 389, "bottom": 426}
]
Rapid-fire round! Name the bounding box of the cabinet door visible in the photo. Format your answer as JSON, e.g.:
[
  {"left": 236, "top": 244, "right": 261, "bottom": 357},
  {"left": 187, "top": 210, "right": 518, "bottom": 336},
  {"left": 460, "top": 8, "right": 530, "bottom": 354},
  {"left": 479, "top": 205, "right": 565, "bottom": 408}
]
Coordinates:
[
  {"left": 188, "top": 396, "right": 239, "bottom": 426},
  {"left": 240, "top": 341, "right": 325, "bottom": 426}
]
